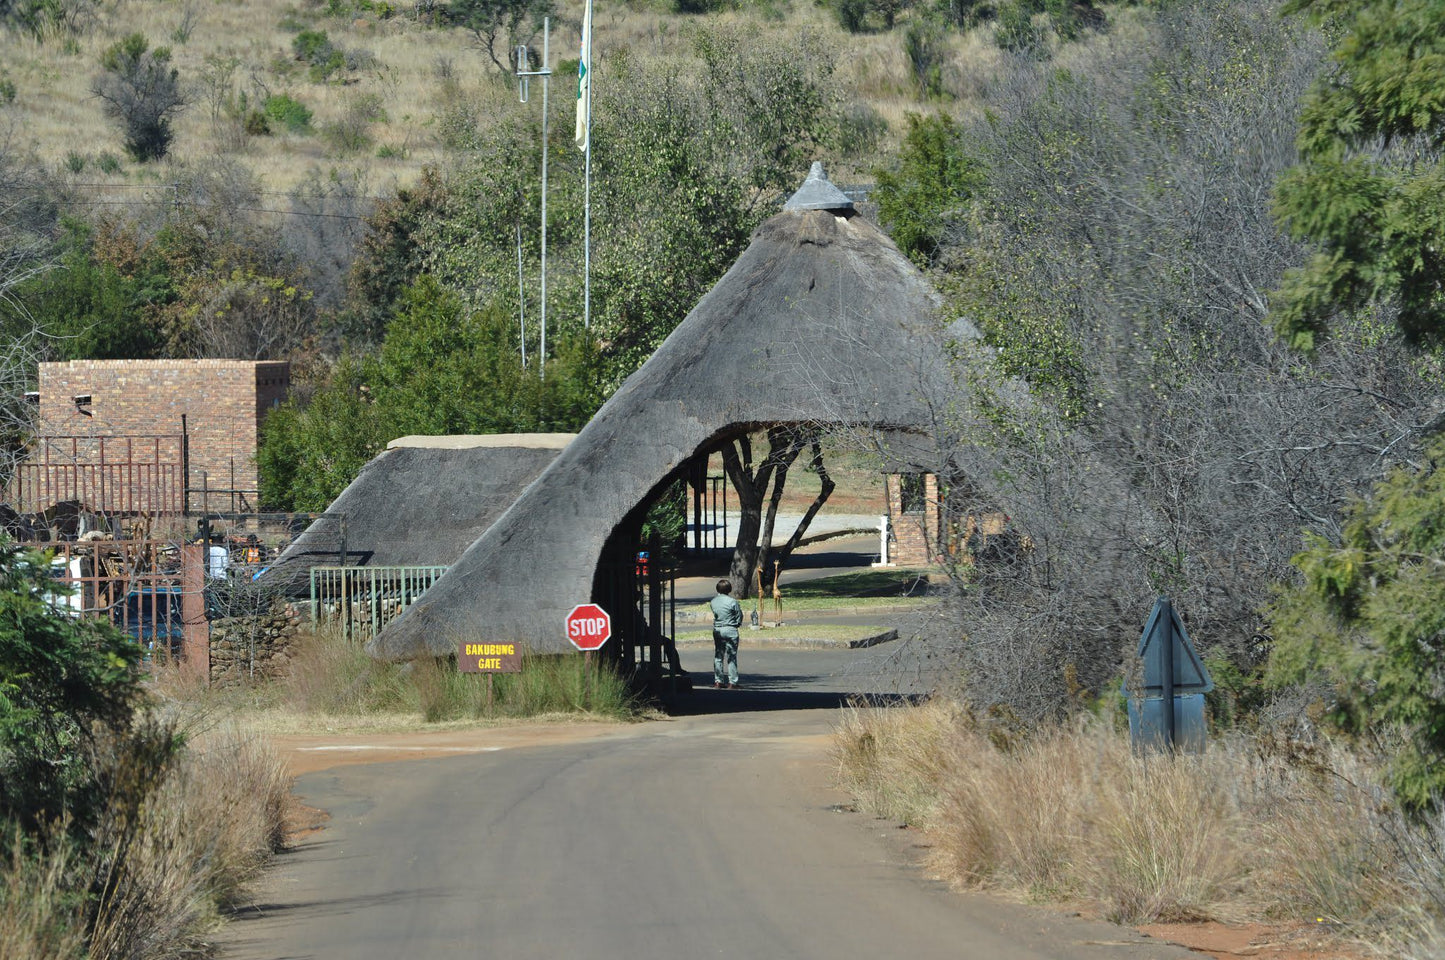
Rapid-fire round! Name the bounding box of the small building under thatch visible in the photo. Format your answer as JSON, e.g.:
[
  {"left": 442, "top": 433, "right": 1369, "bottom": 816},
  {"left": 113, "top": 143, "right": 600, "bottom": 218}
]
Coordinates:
[
  {"left": 257, "top": 433, "right": 574, "bottom": 598},
  {"left": 367, "top": 164, "right": 994, "bottom": 661}
]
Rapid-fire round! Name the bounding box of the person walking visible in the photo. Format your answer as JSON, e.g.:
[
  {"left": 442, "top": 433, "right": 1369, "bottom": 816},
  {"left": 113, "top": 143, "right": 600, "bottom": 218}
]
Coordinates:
[{"left": 710, "top": 578, "right": 743, "bottom": 689}]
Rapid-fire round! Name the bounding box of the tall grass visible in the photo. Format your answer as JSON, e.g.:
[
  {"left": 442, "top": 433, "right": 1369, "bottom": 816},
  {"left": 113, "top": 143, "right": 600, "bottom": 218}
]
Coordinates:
[
  {"left": 834, "top": 702, "right": 1445, "bottom": 943},
  {"left": 0, "top": 832, "right": 87, "bottom": 960},
  {"left": 0, "top": 719, "right": 291, "bottom": 960},
  {"left": 834, "top": 696, "right": 959, "bottom": 825},
  {"left": 282, "top": 625, "right": 638, "bottom": 722}
]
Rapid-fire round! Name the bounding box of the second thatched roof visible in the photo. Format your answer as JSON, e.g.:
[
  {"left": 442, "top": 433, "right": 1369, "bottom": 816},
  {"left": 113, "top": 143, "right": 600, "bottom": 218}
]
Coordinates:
[{"left": 257, "top": 434, "right": 574, "bottom": 597}]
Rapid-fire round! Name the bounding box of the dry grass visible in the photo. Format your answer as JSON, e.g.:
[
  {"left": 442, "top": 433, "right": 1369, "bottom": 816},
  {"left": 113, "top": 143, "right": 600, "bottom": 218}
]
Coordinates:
[
  {"left": 273, "top": 623, "right": 639, "bottom": 724},
  {"left": 833, "top": 702, "right": 1445, "bottom": 947},
  {"left": 0, "top": 716, "right": 292, "bottom": 960},
  {"left": 0, "top": 832, "right": 87, "bottom": 960},
  {"left": 0, "top": 0, "right": 989, "bottom": 196},
  {"left": 833, "top": 696, "right": 960, "bottom": 826},
  {"left": 85, "top": 719, "right": 292, "bottom": 960}
]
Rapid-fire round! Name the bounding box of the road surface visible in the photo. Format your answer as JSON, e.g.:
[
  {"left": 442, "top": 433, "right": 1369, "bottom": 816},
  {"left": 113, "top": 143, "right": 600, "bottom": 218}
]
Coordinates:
[{"left": 223, "top": 646, "right": 1192, "bottom": 960}]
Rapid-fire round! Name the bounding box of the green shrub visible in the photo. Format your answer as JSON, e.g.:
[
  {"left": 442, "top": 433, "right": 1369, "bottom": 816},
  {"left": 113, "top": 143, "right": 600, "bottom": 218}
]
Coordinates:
[
  {"left": 309, "top": 48, "right": 346, "bottom": 82},
  {"left": 834, "top": 0, "right": 868, "bottom": 32},
  {"left": 64, "top": 151, "right": 84, "bottom": 173},
  {"left": 93, "top": 33, "right": 185, "bottom": 161},
  {"left": 263, "top": 93, "right": 313, "bottom": 133},
  {"left": 291, "top": 29, "right": 332, "bottom": 62},
  {"left": 838, "top": 102, "right": 887, "bottom": 157},
  {"left": 0, "top": 77, "right": 15, "bottom": 104},
  {"left": 0, "top": 540, "right": 148, "bottom": 838},
  {"left": 97, "top": 152, "right": 121, "bottom": 173},
  {"left": 903, "top": 16, "right": 948, "bottom": 98},
  {"left": 995, "top": 0, "right": 1042, "bottom": 52}
]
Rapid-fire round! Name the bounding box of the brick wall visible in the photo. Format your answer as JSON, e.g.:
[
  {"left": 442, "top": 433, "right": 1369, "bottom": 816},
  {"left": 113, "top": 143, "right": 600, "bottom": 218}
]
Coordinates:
[
  {"left": 37, "top": 360, "right": 290, "bottom": 513},
  {"left": 884, "top": 472, "right": 940, "bottom": 566}
]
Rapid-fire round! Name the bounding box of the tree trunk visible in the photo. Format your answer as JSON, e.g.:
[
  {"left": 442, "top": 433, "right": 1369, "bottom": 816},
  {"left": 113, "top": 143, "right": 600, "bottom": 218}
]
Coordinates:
[
  {"left": 721, "top": 438, "right": 765, "bottom": 598},
  {"left": 771, "top": 438, "right": 835, "bottom": 577},
  {"left": 721, "top": 428, "right": 811, "bottom": 598}
]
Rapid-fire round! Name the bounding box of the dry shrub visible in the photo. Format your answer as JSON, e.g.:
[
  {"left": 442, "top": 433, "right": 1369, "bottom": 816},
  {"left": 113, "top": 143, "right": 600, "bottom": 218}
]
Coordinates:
[
  {"left": 86, "top": 720, "right": 291, "bottom": 959},
  {"left": 835, "top": 702, "right": 1442, "bottom": 938},
  {"left": 1084, "top": 745, "right": 1242, "bottom": 923},
  {"left": 833, "top": 696, "right": 959, "bottom": 826}
]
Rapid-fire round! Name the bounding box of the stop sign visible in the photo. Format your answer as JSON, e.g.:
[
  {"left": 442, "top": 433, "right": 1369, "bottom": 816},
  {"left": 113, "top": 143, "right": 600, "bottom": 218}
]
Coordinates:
[{"left": 566, "top": 603, "right": 612, "bottom": 651}]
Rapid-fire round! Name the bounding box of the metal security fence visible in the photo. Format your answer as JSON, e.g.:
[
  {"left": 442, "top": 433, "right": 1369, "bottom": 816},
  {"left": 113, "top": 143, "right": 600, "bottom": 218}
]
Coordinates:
[
  {"left": 23, "top": 539, "right": 209, "bottom": 672},
  {"left": 5, "top": 434, "right": 186, "bottom": 516},
  {"left": 308, "top": 565, "right": 448, "bottom": 640}
]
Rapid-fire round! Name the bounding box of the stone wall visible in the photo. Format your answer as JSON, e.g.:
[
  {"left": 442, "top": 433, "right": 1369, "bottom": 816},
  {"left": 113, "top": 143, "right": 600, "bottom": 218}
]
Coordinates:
[{"left": 208, "top": 601, "right": 304, "bottom": 686}]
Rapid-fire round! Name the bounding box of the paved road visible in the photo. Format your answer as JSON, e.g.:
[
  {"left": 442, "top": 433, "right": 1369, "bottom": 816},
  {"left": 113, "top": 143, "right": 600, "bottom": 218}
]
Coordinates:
[{"left": 223, "top": 646, "right": 1192, "bottom": 960}]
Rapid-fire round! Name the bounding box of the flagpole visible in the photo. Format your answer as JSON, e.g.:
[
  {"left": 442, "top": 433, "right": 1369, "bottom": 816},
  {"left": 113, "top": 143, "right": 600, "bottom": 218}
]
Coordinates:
[
  {"left": 582, "top": 0, "right": 592, "bottom": 332},
  {"left": 539, "top": 17, "right": 549, "bottom": 372}
]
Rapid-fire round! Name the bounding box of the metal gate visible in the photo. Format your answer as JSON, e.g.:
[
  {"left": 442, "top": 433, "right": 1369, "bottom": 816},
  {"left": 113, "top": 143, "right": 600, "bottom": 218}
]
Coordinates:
[{"left": 309, "top": 565, "right": 448, "bottom": 640}]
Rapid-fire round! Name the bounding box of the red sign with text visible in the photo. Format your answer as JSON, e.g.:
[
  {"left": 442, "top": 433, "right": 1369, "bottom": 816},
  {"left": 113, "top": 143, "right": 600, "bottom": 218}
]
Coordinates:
[{"left": 566, "top": 603, "right": 612, "bottom": 651}]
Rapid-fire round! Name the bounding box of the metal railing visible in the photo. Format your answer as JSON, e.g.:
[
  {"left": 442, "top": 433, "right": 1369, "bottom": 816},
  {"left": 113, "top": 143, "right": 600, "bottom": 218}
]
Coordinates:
[
  {"left": 692, "top": 474, "right": 729, "bottom": 551},
  {"left": 308, "top": 565, "right": 448, "bottom": 640},
  {"left": 4, "top": 435, "right": 186, "bottom": 516}
]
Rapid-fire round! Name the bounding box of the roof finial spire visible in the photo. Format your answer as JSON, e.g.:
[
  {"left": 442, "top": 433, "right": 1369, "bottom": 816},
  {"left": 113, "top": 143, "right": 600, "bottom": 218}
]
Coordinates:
[{"left": 784, "top": 161, "right": 855, "bottom": 212}]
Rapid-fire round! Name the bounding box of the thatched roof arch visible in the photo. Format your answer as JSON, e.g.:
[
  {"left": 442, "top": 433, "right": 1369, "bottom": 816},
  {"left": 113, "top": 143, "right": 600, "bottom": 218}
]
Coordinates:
[{"left": 368, "top": 165, "right": 978, "bottom": 659}]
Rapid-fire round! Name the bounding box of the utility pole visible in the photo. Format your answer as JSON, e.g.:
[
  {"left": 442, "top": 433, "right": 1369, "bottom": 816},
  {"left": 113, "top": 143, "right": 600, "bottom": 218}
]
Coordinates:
[{"left": 516, "top": 18, "right": 553, "bottom": 372}]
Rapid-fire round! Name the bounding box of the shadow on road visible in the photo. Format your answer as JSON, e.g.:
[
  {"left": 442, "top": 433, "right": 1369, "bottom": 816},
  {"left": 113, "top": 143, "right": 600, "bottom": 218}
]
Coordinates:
[{"left": 658, "top": 674, "right": 922, "bottom": 716}]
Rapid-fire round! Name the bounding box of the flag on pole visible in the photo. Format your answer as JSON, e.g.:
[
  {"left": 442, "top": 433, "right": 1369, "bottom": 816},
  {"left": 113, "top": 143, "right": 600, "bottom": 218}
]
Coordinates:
[{"left": 575, "top": 0, "right": 592, "bottom": 152}]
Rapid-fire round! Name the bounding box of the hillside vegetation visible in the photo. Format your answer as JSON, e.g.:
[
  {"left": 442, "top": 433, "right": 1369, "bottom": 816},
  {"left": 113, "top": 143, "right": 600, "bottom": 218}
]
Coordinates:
[
  {"left": 8, "top": 0, "right": 1445, "bottom": 950},
  {"left": 0, "top": 0, "right": 1008, "bottom": 194}
]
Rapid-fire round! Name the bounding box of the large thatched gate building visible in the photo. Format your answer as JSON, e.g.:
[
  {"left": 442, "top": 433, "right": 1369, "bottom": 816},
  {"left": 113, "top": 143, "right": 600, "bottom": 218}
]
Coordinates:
[{"left": 367, "top": 164, "right": 1001, "bottom": 665}]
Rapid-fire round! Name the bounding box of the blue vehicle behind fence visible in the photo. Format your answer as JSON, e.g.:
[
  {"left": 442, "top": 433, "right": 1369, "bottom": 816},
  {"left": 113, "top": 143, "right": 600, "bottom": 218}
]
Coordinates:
[{"left": 118, "top": 586, "right": 185, "bottom": 661}]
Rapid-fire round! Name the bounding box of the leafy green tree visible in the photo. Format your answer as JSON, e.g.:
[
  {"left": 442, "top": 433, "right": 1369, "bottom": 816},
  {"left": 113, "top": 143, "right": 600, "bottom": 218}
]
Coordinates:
[
  {"left": 0, "top": 540, "right": 146, "bottom": 837},
  {"left": 1271, "top": 0, "right": 1445, "bottom": 348},
  {"left": 8, "top": 221, "right": 171, "bottom": 360},
  {"left": 257, "top": 355, "right": 381, "bottom": 511},
  {"left": 92, "top": 33, "right": 186, "bottom": 162},
  {"left": 1269, "top": 433, "right": 1445, "bottom": 810},
  {"left": 259, "top": 278, "right": 605, "bottom": 510},
  {"left": 361, "top": 28, "right": 843, "bottom": 387},
  {"left": 872, "top": 113, "right": 980, "bottom": 265}
]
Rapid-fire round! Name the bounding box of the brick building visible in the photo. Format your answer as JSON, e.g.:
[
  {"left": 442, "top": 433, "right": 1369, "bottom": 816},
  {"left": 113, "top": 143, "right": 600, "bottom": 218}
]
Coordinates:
[
  {"left": 29, "top": 359, "right": 290, "bottom": 514},
  {"left": 882, "top": 472, "right": 941, "bottom": 566}
]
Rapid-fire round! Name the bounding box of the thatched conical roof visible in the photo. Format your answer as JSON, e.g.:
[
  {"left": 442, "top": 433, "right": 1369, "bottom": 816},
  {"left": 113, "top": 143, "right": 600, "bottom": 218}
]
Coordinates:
[
  {"left": 258, "top": 434, "right": 573, "bottom": 597},
  {"left": 367, "top": 167, "right": 975, "bottom": 659}
]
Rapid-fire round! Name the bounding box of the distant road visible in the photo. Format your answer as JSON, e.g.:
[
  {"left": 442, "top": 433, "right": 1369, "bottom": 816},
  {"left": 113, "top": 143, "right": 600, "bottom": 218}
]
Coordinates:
[{"left": 222, "top": 647, "right": 1192, "bottom": 960}]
